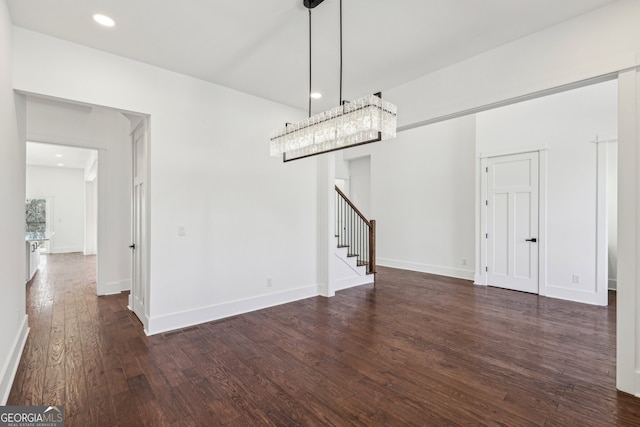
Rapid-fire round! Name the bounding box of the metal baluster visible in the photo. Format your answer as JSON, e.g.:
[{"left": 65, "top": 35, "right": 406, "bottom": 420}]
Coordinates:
[
  {"left": 360, "top": 218, "right": 363, "bottom": 268},
  {"left": 341, "top": 195, "right": 344, "bottom": 247},
  {"left": 338, "top": 194, "right": 344, "bottom": 246},
  {"left": 351, "top": 207, "right": 354, "bottom": 257},
  {"left": 359, "top": 219, "right": 362, "bottom": 266},
  {"left": 362, "top": 220, "right": 364, "bottom": 266}
]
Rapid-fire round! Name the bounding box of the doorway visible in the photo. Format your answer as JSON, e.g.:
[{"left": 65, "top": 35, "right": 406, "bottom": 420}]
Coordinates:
[
  {"left": 23, "top": 95, "right": 149, "bottom": 309},
  {"left": 26, "top": 141, "right": 98, "bottom": 284}
]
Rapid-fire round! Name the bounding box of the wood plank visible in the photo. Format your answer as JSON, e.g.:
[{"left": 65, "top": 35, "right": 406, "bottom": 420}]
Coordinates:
[
  {"left": 64, "top": 340, "right": 88, "bottom": 418},
  {"left": 111, "top": 390, "right": 144, "bottom": 426}
]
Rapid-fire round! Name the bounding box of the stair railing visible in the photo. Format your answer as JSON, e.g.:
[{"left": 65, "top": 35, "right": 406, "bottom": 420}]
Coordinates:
[{"left": 335, "top": 186, "right": 376, "bottom": 274}]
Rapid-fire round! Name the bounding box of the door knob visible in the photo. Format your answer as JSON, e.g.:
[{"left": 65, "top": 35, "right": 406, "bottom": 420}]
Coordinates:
[
  {"left": 129, "top": 243, "right": 136, "bottom": 249},
  {"left": 525, "top": 238, "right": 537, "bottom": 243}
]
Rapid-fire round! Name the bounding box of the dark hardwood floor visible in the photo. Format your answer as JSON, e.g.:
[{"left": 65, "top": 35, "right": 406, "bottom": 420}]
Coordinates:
[{"left": 8, "top": 253, "right": 640, "bottom": 426}]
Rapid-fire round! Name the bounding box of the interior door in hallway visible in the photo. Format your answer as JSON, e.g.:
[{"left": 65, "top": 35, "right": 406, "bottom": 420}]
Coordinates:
[
  {"left": 486, "top": 152, "right": 539, "bottom": 294},
  {"left": 130, "top": 120, "right": 148, "bottom": 327}
]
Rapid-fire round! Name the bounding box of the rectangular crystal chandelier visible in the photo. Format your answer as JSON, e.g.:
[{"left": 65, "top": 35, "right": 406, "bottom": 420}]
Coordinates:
[{"left": 270, "top": 93, "right": 397, "bottom": 162}]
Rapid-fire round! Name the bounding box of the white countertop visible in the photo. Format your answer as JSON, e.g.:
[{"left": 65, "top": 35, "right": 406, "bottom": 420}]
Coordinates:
[{"left": 25, "top": 232, "right": 54, "bottom": 242}]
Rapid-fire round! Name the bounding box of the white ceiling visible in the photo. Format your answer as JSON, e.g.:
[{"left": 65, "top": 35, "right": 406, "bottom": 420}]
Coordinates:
[
  {"left": 26, "top": 141, "right": 95, "bottom": 170},
  {"left": 7, "top": 0, "right": 618, "bottom": 113}
]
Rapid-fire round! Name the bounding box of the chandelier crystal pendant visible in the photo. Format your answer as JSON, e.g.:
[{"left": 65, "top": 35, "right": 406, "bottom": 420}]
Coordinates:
[{"left": 270, "top": 0, "right": 397, "bottom": 162}]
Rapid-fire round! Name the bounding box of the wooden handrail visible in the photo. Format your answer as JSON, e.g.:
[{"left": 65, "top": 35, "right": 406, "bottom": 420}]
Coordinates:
[{"left": 335, "top": 186, "right": 370, "bottom": 227}]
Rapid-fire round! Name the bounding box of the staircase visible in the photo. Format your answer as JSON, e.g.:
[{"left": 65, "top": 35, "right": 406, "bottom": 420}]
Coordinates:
[{"left": 333, "top": 186, "right": 376, "bottom": 290}]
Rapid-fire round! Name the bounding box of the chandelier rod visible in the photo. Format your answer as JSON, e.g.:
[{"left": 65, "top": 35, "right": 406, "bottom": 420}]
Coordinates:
[
  {"left": 339, "top": 0, "right": 343, "bottom": 105},
  {"left": 308, "top": 8, "right": 312, "bottom": 118}
]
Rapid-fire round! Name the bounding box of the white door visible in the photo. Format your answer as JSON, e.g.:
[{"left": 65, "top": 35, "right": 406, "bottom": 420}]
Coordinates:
[
  {"left": 486, "top": 152, "right": 539, "bottom": 293},
  {"left": 130, "top": 120, "right": 148, "bottom": 327}
]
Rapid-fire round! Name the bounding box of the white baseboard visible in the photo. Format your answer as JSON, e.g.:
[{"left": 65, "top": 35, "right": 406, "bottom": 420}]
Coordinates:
[
  {"left": 543, "top": 285, "right": 602, "bottom": 306},
  {"left": 377, "top": 258, "right": 475, "bottom": 281},
  {"left": 99, "top": 279, "right": 131, "bottom": 296},
  {"left": 146, "top": 284, "right": 318, "bottom": 336},
  {"left": 1, "top": 315, "right": 29, "bottom": 405},
  {"left": 609, "top": 278, "right": 617, "bottom": 290},
  {"left": 50, "top": 246, "right": 84, "bottom": 254}
]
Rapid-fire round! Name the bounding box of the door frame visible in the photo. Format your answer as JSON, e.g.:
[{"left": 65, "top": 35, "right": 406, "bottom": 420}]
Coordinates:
[
  {"left": 484, "top": 151, "right": 541, "bottom": 294},
  {"left": 476, "top": 147, "right": 548, "bottom": 297}
]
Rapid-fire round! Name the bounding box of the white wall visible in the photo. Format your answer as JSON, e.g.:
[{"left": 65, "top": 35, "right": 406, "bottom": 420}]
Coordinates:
[
  {"left": 476, "top": 80, "right": 618, "bottom": 303},
  {"left": 25, "top": 99, "right": 131, "bottom": 295},
  {"left": 0, "top": 0, "right": 28, "bottom": 404},
  {"left": 348, "top": 156, "right": 371, "bottom": 218},
  {"left": 387, "top": 0, "right": 640, "bottom": 129},
  {"left": 12, "top": 27, "right": 318, "bottom": 334},
  {"left": 342, "top": 115, "right": 476, "bottom": 280},
  {"left": 26, "top": 165, "right": 85, "bottom": 253},
  {"left": 334, "top": 150, "right": 350, "bottom": 189}
]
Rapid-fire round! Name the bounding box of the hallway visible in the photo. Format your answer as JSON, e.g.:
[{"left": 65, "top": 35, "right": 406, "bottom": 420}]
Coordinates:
[{"left": 7, "top": 253, "right": 640, "bottom": 426}]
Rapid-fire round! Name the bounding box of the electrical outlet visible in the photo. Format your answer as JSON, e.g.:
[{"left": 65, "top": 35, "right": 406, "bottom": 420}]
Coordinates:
[
  {"left": 572, "top": 274, "right": 581, "bottom": 284},
  {"left": 178, "top": 225, "right": 186, "bottom": 237},
  {"left": 267, "top": 278, "right": 273, "bottom": 288}
]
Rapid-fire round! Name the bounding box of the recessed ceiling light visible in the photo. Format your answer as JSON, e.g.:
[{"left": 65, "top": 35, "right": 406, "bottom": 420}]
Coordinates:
[
  {"left": 93, "top": 14, "right": 115, "bottom": 27},
  {"left": 55, "top": 154, "right": 63, "bottom": 158},
  {"left": 57, "top": 163, "right": 64, "bottom": 167},
  {"left": 310, "top": 92, "right": 322, "bottom": 99}
]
